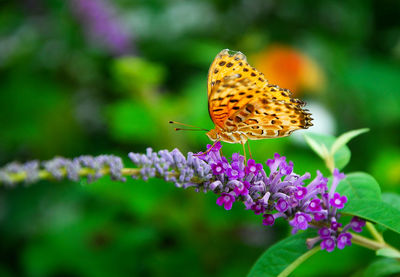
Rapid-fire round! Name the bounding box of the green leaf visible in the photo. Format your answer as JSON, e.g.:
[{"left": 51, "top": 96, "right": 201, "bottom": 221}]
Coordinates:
[
  {"left": 330, "top": 128, "right": 369, "bottom": 155},
  {"left": 336, "top": 172, "right": 400, "bottom": 233},
  {"left": 373, "top": 194, "right": 400, "bottom": 233},
  {"left": 303, "top": 133, "right": 351, "bottom": 170},
  {"left": 248, "top": 230, "right": 319, "bottom": 277},
  {"left": 381, "top": 193, "right": 400, "bottom": 211},
  {"left": 341, "top": 199, "right": 400, "bottom": 234},
  {"left": 363, "top": 258, "right": 400, "bottom": 277},
  {"left": 376, "top": 248, "right": 400, "bottom": 259},
  {"left": 303, "top": 134, "right": 326, "bottom": 160},
  {"left": 336, "top": 172, "right": 381, "bottom": 201}
]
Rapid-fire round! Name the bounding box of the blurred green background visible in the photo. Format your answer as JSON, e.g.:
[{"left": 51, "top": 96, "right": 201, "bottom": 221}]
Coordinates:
[{"left": 1, "top": 0, "right": 400, "bottom": 276}]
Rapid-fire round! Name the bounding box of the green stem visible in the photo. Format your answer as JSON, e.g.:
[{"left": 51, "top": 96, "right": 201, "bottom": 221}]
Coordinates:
[
  {"left": 277, "top": 246, "right": 321, "bottom": 277},
  {"left": 351, "top": 232, "right": 391, "bottom": 251},
  {"left": 1, "top": 167, "right": 142, "bottom": 185},
  {"left": 365, "top": 222, "right": 385, "bottom": 244}
]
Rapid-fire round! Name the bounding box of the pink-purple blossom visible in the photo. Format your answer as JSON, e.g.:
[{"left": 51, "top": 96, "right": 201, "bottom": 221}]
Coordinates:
[
  {"left": 216, "top": 193, "right": 236, "bottom": 210},
  {"left": 330, "top": 192, "right": 348, "bottom": 209},
  {"left": 321, "top": 237, "right": 336, "bottom": 252},
  {"left": 349, "top": 217, "right": 366, "bottom": 233},
  {"left": 262, "top": 214, "right": 275, "bottom": 226},
  {"left": 308, "top": 198, "right": 322, "bottom": 212},
  {"left": 337, "top": 233, "right": 352, "bottom": 249},
  {"left": 290, "top": 212, "right": 312, "bottom": 231}
]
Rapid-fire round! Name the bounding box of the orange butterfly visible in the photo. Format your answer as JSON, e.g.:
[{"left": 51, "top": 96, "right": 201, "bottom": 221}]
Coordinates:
[{"left": 172, "top": 49, "right": 313, "bottom": 156}]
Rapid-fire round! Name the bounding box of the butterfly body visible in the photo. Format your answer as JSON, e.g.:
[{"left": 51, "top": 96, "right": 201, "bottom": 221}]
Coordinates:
[{"left": 206, "top": 49, "right": 313, "bottom": 144}]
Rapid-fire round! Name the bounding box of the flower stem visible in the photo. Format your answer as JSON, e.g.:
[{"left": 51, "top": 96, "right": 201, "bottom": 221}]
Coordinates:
[
  {"left": 1, "top": 167, "right": 141, "bottom": 185},
  {"left": 351, "top": 232, "right": 390, "bottom": 251},
  {"left": 277, "top": 246, "right": 321, "bottom": 277},
  {"left": 365, "top": 222, "right": 385, "bottom": 244}
]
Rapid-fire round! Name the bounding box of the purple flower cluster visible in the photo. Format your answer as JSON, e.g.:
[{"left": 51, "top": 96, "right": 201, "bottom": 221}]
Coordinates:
[
  {"left": 1, "top": 143, "right": 366, "bottom": 252},
  {"left": 70, "top": 0, "right": 134, "bottom": 55},
  {"left": 0, "top": 160, "right": 40, "bottom": 186},
  {"left": 0, "top": 155, "right": 125, "bottom": 186},
  {"left": 128, "top": 148, "right": 211, "bottom": 187},
  {"left": 128, "top": 142, "right": 365, "bottom": 252}
]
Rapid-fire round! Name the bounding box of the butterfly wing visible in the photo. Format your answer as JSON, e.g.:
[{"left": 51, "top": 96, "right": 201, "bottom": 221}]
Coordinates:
[
  {"left": 234, "top": 97, "right": 313, "bottom": 138},
  {"left": 207, "top": 49, "right": 313, "bottom": 138},
  {"left": 208, "top": 76, "right": 259, "bottom": 129},
  {"left": 207, "top": 49, "right": 303, "bottom": 105}
]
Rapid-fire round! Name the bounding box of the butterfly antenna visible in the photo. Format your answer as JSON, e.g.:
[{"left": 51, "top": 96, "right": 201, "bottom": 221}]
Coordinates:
[
  {"left": 169, "top": 121, "right": 209, "bottom": 132},
  {"left": 174, "top": 128, "right": 206, "bottom": 131}
]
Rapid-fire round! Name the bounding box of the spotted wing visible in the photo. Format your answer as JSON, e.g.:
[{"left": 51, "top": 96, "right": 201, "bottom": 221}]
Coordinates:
[
  {"left": 207, "top": 49, "right": 305, "bottom": 105},
  {"left": 208, "top": 76, "right": 260, "bottom": 129},
  {"left": 231, "top": 97, "right": 313, "bottom": 138}
]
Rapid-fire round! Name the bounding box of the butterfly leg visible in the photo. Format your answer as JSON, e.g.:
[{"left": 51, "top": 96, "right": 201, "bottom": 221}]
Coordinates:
[
  {"left": 247, "top": 141, "right": 253, "bottom": 160},
  {"left": 241, "top": 141, "right": 247, "bottom": 163},
  {"left": 194, "top": 140, "right": 220, "bottom": 157}
]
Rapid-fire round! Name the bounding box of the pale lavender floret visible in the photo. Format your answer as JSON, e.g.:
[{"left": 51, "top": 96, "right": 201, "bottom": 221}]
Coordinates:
[
  {"left": 94, "top": 155, "right": 125, "bottom": 181},
  {"left": 0, "top": 161, "right": 40, "bottom": 186},
  {"left": 66, "top": 160, "right": 82, "bottom": 181},
  {"left": 1, "top": 154, "right": 125, "bottom": 185},
  {"left": 328, "top": 168, "right": 346, "bottom": 199},
  {"left": 43, "top": 157, "right": 71, "bottom": 180},
  {"left": 128, "top": 148, "right": 212, "bottom": 188},
  {"left": 23, "top": 161, "right": 40, "bottom": 184}
]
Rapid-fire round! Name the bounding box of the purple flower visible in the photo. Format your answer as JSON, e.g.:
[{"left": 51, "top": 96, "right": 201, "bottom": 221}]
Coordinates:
[
  {"left": 331, "top": 221, "right": 342, "bottom": 231},
  {"left": 295, "top": 186, "right": 307, "bottom": 200},
  {"left": 262, "top": 214, "right": 275, "bottom": 226},
  {"left": 321, "top": 237, "right": 336, "bottom": 252},
  {"left": 227, "top": 162, "right": 245, "bottom": 180},
  {"left": 329, "top": 168, "right": 346, "bottom": 198},
  {"left": 318, "top": 227, "right": 331, "bottom": 238},
  {"left": 216, "top": 193, "right": 235, "bottom": 210},
  {"left": 313, "top": 212, "right": 326, "bottom": 221},
  {"left": 337, "top": 233, "right": 352, "bottom": 249},
  {"left": 279, "top": 161, "right": 293, "bottom": 175},
  {"left": 211, "top": 162, "right": 224, "bottom": 175},
  {"left": 308, "top": 199, "right": 322, "bottom": 212},
  {"left": 266, "top": 153, "right": 286, "bottom": 173},
  {"left": 349, "top": 217, "right": 366, "bottom": 233},
  {"left": 232, "top": 181, "right": 249, "bottom": 196},
  {"left": 290, "top": 212, "right": 312, "bottom": 230},
  {"left": 276, "top": 198, "right": 289, "bottom": 212},
  {"left": 209, "top": 141, "right": 222, "bottom": 152},
  {"left": 330, "top": 193, "right": 347, "bottom": 209},
  {"left": 251, "top": 202, "right": 266, "bottom": 215},
  {"left": 245, "top": 159, "right": 263, "bottom": 175}
]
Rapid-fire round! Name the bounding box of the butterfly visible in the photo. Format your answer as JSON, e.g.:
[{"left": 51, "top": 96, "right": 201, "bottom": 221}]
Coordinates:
[
  {"left": 171, "top": 49, "right": 313, "bottom": 157},
  {"left": 205, "top": 49, "right": 313, "bottom": 150}
]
